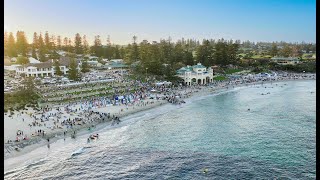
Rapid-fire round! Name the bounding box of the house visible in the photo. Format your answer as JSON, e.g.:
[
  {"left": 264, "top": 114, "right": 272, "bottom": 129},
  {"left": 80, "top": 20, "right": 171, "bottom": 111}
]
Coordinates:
[
  {"left": 105, "top": 61, "right": 129, "bottom": 70},
  {"left": 110, "top": 59, "right": 123, "bottom": 63},
  {"left": 14, "top": 57, "right": 80, "bottom": 77},
  {"left": 87, "top": 60, "right": 99, "bottom": 67},
  {"left": 57, "top": 50, "right": 67, "bottom": 56},
  {"left": 86, "top": 55, "right": 99, "bottom": 61},
  {"left": 271, "top": 57, "right": 300, "bottom": 65},
  {"left": 176, "top": 63, "right": 214, "bottom": 85}
]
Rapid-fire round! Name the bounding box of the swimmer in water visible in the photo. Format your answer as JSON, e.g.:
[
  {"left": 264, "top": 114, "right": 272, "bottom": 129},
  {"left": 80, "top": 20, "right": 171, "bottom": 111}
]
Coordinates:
[{"left": 203, "top": 168, "right": 208, "bottom": 174}]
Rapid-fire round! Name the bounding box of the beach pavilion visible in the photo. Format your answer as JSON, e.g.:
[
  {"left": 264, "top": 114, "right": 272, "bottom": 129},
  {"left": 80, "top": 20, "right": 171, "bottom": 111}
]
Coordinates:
[{"left": 176, "top": 63, "right": 214, "bottom": 85}]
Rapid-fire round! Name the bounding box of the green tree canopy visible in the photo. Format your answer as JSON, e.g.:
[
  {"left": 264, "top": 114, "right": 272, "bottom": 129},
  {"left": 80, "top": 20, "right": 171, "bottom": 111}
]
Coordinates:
[
  {"left": 269, "top": 43, "right": 278, "bottom": 57},
  {"left": 68, "top": 58, "right": 79, "bottom": 81},
  {"left": 74, "top": 33, "right": 83, "bottom": 54},
  {"left": 16, "top": 31, "right": 28, "bottom": 56},
  {"left": 16, "top": 56, "right": 29, "bottom": 65},
  {"left": 81, "top": 59, "right": 90, "bottom": 73},
  {"left": 54, "top": 60, "right": 63, "bottom": 76}
]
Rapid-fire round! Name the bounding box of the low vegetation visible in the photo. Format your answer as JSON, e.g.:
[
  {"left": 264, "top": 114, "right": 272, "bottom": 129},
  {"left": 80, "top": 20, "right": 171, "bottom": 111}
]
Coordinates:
[{"left": 4, "top": 77, "right": 40, "bottom": 112}]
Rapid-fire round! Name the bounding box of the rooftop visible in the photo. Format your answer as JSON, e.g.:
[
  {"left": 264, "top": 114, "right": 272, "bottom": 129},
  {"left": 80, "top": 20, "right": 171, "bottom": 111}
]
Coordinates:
[
  {"left": 192, "top": 63, "right": 206, "bottom": 69},
  {"left": 271, "top": 57, "right": 300, "bottom": 61}
]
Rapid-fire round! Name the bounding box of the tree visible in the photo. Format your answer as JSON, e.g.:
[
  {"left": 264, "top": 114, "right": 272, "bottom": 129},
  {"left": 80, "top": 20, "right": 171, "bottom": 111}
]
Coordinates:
[
  {"left": 16, "top": 31, "right": 28, "bottom": 56},
  {"left": 114, "top": 45, "right": 121, "bottom": 59},
  {"left": 173, "top": 42, "right": 184, "bottom": 64},
  {"left": 7, "top": 32, "right": 18, "bottom": 57},
  {"left": 291, "top": 45, "right": 303, "bottom": 58},
  {"left": 130, "top": 35, "right": 140, "bottom": 62},
  {"left": 269, "top": 43, "right": 278, "bottom": 57},
  {"left": 104, "top": 45, "right": 113, "bottom": 59},
  {"left": 38, "top": 33, "right": 46, "bottom": 62},
  {"left": 56, "top": 36, "right": 62, "bottom": 50},
  {"left": 158, "top": 39, "right": 174, "bottom": 65},
  {"left": 196, "top": 40, "right": 214, "bottom": 66},
  {"left": 16, "top": 56, "right": 29, "bottom": 65},
  {"left": 32, "top": 32, "right": 38, "bottom": 59},
  {"left": 92, "top": 35, "right": 103, "bottom": 57},
  {"left": 68, "top": 38, "right": 73, "bottom": 53},
  {"left": 81, "top": 59, "right": 90, "bottom": 73},
  {"left": 44, "top": 31, "right": 51, "bottom": 52},
  {"left": 63, "top": 37, "right": 68, "bottom": 51},
  {"left": 4, "top": 31, "right": 9, "bottom": 56},
  {"left": 68, "top": 58, "right": 79, "bottom": 81},
  {"left": 279, "top": 44, "right": 292, "bottom": 57},
  {"left": 74, "top": 33, "right": 83, "bottom": 54},
  {"left": 50, "top": 35, "right": 56, "bottom": 51},
  {"left": 54, "top": 60, "right": 63, "bottom": 76},
  {"left": 32, "top": 32, "right": 38, "bottom": 49},
  {"left": 15, "top": 76, "right": 39, "bottom": 104},
  {"left": 183, "top": 49, "right": 194, "bottom": 66},
  {"left": 227, "top": 42, "right": 240, "bottom": 65},
  {"left": 82, "top": 35, "right": 90, "bottom": 54},
  {"left": 32, "top": 48, "right": 37, "bottom": 59},
  {"left": 119, "top": 47, "right": 126, "bottom": 59},
  {"left": 123, "top": 44, "right": 132, "bottom": 64}
]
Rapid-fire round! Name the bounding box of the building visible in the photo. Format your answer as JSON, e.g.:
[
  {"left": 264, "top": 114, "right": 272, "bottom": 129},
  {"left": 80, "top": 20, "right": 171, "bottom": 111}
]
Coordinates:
[
  {"left": 87, "top": 60, "right": 99, "bottom": 67},
  {"left": 176, "top": 63, "right": 214, "bottom": 85},
  {"left": 105, "top": 61, "right": 129, "bottom": 70},
  {"left": 271, "top": 57, "right": 300, "bottom": 65},
  {"left": 110, "top": 59, "right": 123, "bottom": 63},
  {"left": 14, "top": 57, "right": 80, "bottom": 77}
]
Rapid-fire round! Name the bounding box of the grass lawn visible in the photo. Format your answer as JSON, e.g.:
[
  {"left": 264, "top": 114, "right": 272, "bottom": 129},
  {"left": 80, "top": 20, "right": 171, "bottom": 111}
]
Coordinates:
[
  {"left": 302, "top": 53, "right": 316, "bottom": 60},
  {"left": 252, "top": 55, "right": 272, "bottom": 59},
  {"left": 213, "top": 76, "right": 227, "bottom": 81}
]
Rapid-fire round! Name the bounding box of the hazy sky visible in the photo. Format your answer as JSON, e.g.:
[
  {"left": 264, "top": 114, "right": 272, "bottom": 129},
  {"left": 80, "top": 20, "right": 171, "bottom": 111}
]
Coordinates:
[{"left": 4, "top": 0, "right": 316, "bottom": 45}]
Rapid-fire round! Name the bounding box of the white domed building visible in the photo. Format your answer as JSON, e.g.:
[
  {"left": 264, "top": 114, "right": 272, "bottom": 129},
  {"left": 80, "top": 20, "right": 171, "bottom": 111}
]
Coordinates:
[{"left": 176, "top": 63, "right": 214, "bottom": 85}]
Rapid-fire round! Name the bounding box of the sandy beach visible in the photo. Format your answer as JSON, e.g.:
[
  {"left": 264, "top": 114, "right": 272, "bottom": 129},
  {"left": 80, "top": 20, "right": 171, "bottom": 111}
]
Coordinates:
[{"left": 4, "top": 72, "right": 316, "bottom": 160}]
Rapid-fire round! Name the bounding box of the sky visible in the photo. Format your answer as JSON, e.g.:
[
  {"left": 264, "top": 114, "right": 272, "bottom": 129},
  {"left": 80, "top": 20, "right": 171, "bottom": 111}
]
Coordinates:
[{"left": 4, "top": 0, "right": 316, "bottom": 45}]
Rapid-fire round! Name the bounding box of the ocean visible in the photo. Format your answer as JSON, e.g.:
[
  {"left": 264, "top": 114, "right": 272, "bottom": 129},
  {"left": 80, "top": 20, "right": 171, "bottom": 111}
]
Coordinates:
[{"left": 4, "top": 80, "right": 316, "bottom": 179}]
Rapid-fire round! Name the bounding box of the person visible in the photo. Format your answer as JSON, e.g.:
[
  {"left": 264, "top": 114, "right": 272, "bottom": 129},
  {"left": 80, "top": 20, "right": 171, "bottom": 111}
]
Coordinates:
[
  {"left": 203, "top": 168, "right": 208, "bottom": 174},
  {"left": 87, "top": 138, "right": 90, "bottom": 143},
  {"left": 248, "top": 108, "right": 250, "bottom": 111}
]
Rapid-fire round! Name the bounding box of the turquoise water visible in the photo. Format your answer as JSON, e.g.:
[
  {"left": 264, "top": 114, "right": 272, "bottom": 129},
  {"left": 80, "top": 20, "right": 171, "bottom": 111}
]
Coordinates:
[{"left": 4, "top": 80, "right": 316, "bottom": 179}]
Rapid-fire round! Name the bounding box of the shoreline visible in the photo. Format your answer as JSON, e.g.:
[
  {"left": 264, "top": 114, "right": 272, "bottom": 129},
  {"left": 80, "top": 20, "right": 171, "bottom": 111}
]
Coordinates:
[{"left": 4, "top": 77, "right": 316, "bottom": 161}]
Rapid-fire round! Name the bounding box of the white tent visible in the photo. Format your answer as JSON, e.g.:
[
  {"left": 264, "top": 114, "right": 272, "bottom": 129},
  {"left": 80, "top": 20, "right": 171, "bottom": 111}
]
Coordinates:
[{"left": 155, "top": 82, "right": 164, "bottom": 86}]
